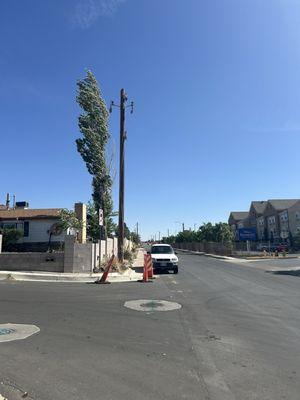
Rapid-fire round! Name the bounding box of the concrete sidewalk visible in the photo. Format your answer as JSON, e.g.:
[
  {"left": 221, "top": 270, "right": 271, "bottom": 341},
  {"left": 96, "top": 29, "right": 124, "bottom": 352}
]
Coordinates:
[{"left": 0, "top": 250, "right": 144, "bottom": 283}]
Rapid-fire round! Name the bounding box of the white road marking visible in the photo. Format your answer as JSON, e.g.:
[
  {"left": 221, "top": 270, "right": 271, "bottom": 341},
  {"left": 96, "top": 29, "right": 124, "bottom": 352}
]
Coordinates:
[{"left": 0, "top": 324, "right": 40, "bottom": 343}]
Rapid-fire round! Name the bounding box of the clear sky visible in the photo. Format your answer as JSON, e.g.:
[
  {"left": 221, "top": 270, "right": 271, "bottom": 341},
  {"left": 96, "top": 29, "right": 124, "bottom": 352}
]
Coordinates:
[{"left": 0, "top": 0, "right": 300, "bottom": 239}]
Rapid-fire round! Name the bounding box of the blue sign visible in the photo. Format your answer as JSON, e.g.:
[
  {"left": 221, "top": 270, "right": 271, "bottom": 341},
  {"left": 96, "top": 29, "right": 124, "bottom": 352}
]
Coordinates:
[{"left": 238, "top": 228, "right": 257, "bottom": 241}]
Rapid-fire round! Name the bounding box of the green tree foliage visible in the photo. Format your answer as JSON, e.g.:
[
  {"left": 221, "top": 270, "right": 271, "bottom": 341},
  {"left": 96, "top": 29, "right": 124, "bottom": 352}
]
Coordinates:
[
  {"left": 115, "top": 222, "right": 131, "bottom": 240},
  {"left": 0, "top": 227, "right": 23, "bottom": 248},
  {"left": 175, "top": 230, "right": 197, "bottom": 243},
  {"left": 131, "top": 232, "right": 141, "bottom": 245},
  {"left": 59, "top": 209, "right": 83, "bottom": 231},
  {"left": 197, "top": 222, "right": 234, "bottom": 244},
  {"left": 163, "top": 235, "right": 176, "bottom": 244},
  {"left": 76, "top": 70, "right": 113, "bottom": 236},
  {"left": 86, "top": 201, "right": 117, "bottom": 241},
  {"left": 163, "top": 223, "right": 234, "bottom": 244}
]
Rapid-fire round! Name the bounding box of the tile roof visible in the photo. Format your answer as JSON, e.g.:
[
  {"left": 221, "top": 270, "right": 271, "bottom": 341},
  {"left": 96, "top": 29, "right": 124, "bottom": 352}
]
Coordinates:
[{"left": 0, "top": 208, "right": 62, "bottom": 220}]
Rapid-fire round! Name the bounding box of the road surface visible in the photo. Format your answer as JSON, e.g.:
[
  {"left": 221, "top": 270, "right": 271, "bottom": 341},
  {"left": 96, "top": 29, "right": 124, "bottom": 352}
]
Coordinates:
[{"left": 0, "top": 252, "right": 300, "bottom": 399}]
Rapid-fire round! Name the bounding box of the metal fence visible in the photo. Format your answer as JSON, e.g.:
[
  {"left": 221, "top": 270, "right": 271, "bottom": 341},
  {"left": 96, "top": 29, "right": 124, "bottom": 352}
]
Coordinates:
[{"left": 172, "top": 241, "right": 260, "bottom": 257}]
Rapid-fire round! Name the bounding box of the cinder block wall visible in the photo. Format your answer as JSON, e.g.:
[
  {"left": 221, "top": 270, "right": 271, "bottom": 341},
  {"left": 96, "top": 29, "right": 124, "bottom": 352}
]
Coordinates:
[
  {"left": 64, "top": 235, "right": 93, "bottom": 273},
  {"left": 0, "top": 252, "right": 64, "bottom": 272}
]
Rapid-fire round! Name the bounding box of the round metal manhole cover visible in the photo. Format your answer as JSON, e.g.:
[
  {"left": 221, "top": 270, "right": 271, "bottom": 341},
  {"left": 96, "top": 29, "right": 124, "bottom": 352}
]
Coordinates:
[
  {"left": 0, "top": 324, "right": 40, "bottom": 343},
  {"left": 124, "top": 300, "right": 182, "bottom": 312}
]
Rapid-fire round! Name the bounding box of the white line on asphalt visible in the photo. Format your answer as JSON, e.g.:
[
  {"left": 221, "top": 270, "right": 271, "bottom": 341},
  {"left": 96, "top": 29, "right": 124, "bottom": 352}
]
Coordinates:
[{"left": 0, "top": 324, "right": 40, "bottom": 343}]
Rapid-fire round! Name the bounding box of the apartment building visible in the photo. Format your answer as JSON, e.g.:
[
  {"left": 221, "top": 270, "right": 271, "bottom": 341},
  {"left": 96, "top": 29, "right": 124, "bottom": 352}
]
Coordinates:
[{"left": 228, "top": 199, "right": 300, "bottom": 243}]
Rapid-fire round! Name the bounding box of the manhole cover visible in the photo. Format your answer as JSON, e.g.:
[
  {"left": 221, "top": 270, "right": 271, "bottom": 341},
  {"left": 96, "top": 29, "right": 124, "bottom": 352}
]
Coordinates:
[
  {"left": 0, "top": 328, "right": 15, "bottom": 336},
  {"left": 124, "top": 300, "right": 182, "bottom": 312},
  {"left": 0, "top": 324, "right": 40, "bottom": 343}
]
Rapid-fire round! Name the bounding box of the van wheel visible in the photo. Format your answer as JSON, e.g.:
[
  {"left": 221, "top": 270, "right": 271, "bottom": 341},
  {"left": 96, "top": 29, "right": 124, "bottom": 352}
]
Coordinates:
[{"left": 173, "top": 267, "right": 178, "bottom": 274}]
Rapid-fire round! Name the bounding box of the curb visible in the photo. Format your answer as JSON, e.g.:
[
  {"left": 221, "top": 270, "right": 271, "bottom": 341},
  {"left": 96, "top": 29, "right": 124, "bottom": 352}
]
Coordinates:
[
  {"left": 175, "top": 249, "right": 234, "bottom": 260},
  {"left": 174, "top": 249, "right": 300, "bottom": 262},
  {"left": 0, "top": 268, "right": 142, "bottom": 283}
]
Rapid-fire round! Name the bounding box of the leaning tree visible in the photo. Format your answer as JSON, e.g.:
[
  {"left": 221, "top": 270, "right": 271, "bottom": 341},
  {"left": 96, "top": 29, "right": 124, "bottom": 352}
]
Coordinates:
[{"left": 76, "top": 70, "right": 113, "bottom": 239}]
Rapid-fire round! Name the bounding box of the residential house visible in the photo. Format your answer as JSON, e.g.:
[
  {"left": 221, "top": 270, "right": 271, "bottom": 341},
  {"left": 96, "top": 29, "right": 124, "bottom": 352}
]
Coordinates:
[{"left": 0, "top": 200, "right": 86, "bottom": 251}]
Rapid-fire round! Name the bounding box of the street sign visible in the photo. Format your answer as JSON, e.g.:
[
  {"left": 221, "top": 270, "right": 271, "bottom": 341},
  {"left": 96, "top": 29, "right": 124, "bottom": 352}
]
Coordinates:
[
  {"left": 99, "top": 209, "right": 104, "bottom": 226},
  {"left": 238, "top": 228, "right": 257, "bottom": 241}
]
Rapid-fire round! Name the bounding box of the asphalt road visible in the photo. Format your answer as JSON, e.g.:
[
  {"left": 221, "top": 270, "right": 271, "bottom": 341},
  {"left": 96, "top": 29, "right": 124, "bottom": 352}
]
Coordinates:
[{"left": 1, "top": 252, "right": 300, "bottom": 400}]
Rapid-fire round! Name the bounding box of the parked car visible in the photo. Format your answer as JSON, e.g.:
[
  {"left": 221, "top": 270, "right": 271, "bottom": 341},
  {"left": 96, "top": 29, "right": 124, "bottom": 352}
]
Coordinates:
[
  {"left": 276, "top": 244, "right": 289, "bottom": 252},
  {"left": 258, "top": 243, "right": 289, "bottom": 253},
  {"left": 149, "top": 244, "right": 178, "bottom": 274}
]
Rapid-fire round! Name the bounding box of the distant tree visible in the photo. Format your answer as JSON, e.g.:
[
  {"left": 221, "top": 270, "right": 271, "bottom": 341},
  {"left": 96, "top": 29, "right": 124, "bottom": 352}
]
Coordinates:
[
  {"left": 131, "top": 232, "right": 141, "bottom": 245},
  {"left": 214, "top": 222, "right": 234, "bottom": 244},
  {"left": 76, "top": 70, "right": 114, "bottom": 236},
  {"left": 175, "top": 230, "right": 197, "bottom": 243},
  {"left": 168, "top": 222, "right": 234, "bottom": 244},
  {"left": 115, "top": 222, "right": 131, "bottom": 240},
  {"left": 197, "top": 222, "right": 216, "bottom": 242},
  {"left": 163, "top": 235, "right": 176, "bottom": 244}
]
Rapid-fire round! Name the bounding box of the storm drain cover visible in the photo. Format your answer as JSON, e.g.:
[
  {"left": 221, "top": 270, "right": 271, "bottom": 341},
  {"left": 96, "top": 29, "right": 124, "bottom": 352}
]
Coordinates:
[
  {"left": 124, "top": 300, "right": 181, "bottom": 312},
  {"left": 0, "top": 324, "right": 40, "bottom": 343}
]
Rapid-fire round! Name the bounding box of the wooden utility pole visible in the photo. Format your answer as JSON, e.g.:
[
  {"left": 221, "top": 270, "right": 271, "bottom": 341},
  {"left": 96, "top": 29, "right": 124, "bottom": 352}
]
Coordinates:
[
  {"left": 118, "top": 89, "right": 126, "bottom": 262},
  {"left": 110, "top": 89, "right": 133, "bottom": 263}
]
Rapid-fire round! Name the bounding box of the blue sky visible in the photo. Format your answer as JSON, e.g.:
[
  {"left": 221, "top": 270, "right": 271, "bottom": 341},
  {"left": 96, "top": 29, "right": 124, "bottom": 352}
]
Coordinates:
[{"left": 0, "top": 0, "right": 300, "bottom": 239}]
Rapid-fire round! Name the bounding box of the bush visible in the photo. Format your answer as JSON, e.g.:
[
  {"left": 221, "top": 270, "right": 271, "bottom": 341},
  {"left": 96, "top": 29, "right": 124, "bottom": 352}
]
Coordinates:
[
  {"left": 124, "top": 249, "right": 134, "bottom": 262},
  {"left": 0, "top": 228, "right": 23, "bottom": 250}
]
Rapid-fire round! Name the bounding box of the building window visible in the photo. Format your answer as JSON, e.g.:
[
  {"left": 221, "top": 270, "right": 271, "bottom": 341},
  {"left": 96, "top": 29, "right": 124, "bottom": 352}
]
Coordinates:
[
  {"left": 23, "top": 221, "right": 29, "bottom": 237},
  {"left": 3, "top": 223, "right": 17, "bottom": 229},
  {"left": 268, "top": 216, "right": 276, "bottom": 225}
]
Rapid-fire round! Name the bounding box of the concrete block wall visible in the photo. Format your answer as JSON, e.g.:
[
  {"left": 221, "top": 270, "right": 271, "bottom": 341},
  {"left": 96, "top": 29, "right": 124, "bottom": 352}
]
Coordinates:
[
  {"left": 0, "top": 234, "right": 2, "bottom": 253},
  {"left": 0, "top": 235, "right": 134, "bottom": 273},
  {"left": 64, "top": 235, "right": 93, "bottom": 273},
  {"left": 0, "top": 252, "right": 64, "bottom": 272},
  {"left": 63, "top": 235, "right": 75, "bottom": 273},
  {"left": 73, "top": 242, "right": 93, "bottom": 273}
]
